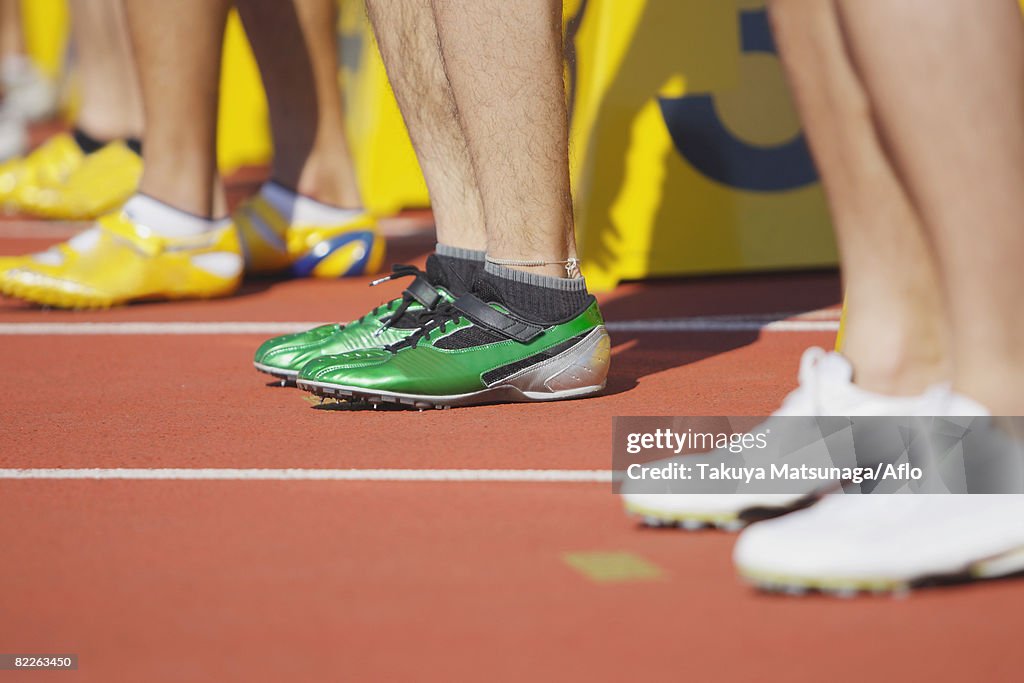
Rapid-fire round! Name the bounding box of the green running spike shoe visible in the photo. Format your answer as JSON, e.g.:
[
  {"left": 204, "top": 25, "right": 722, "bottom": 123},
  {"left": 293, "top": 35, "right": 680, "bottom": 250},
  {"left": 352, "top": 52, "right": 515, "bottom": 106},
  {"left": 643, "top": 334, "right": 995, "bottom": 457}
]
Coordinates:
[
  {"left": 253, "top": 264, "right": 451, "bottom": 382},
  {"left": 296, "top": 293, "right": 611, "bottom": 409}
]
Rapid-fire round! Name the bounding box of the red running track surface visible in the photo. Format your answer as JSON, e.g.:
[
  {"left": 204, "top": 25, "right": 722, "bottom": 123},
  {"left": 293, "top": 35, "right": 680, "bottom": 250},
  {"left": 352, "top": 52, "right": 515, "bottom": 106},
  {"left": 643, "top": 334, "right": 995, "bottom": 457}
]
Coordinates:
[{"left": 1, "top": 216, "right": 1021, "bottom": 683}]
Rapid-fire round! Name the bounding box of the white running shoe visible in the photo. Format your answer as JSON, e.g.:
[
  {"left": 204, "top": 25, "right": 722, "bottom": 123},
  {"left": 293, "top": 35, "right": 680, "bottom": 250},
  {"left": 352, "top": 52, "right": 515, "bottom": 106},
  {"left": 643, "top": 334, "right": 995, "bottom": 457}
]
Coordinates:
[
  {"left": 0, "top": 113, "right": 27, "bottom": 162},
  {"left": 621, "top": 347, "right": 939, "bottom": 530},
  {"left": 773, "top": 347, "right": 937, "bottom": 416},
  {"left": 734, "top": 493, "right": 1024, "bottom": 596},
  {"left": 919, "top": 384, "right": 991, "bottom": 417},
  {"left": 0, "top": 56, "right": 58, "bottom": 162},
  {"left": 0, "top": 55, "right": 58, "bottom": 123}
]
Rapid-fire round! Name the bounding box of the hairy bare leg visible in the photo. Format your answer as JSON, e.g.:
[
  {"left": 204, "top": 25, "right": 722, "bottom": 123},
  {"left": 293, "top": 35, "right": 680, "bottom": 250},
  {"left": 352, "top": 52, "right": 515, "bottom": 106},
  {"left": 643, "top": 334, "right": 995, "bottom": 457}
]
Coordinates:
[
  {"left": 431, "top": 0, "right": 573, "bottom": 277},
  {"left": 365, "top": 0, "right": 485, "bottom": 249}
]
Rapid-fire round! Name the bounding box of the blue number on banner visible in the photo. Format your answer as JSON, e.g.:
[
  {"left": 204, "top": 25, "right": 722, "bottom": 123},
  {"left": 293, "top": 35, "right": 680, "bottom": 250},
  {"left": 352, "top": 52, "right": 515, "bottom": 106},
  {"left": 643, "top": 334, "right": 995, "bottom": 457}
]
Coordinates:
[{"left": 658, "top": 9, "right": 817, "bottom": 192}]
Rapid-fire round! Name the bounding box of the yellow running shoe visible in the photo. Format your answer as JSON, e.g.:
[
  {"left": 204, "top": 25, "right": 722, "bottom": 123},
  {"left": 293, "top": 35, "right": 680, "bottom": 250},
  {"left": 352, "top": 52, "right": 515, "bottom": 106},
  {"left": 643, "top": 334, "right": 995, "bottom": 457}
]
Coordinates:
[
  {"left": 0, "top": 253, "right": 30, "bottom": 278},
  {"left": 233, "top": 193, "right": 385, "bottom": 278},
  {"left": 13, "top": 141, "right": 143, "bottom": 220},
  {"left": 0, "top": 210, "right": 243, "bottom": 309},
  {"left": 0, "top": 132, "right": 84, "bottom": 208}
]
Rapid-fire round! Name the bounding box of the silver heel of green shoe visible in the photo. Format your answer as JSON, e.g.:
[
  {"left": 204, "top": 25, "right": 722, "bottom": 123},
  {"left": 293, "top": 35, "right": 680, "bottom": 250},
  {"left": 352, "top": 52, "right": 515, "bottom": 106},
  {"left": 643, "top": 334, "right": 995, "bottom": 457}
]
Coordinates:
[{"left": 501, "top": 325, "right": 610, "bottom": 398}]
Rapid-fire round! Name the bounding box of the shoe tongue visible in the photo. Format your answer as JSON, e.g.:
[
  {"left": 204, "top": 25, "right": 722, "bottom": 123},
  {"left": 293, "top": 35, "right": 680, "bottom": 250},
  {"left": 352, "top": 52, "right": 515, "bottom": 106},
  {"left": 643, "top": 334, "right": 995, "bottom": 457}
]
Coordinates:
[
  {"left": 384, "top": 305, "right": 424, "bottom": 329},
  {"left": 382, "top": 256, "right": 461, "bottom": 329}
]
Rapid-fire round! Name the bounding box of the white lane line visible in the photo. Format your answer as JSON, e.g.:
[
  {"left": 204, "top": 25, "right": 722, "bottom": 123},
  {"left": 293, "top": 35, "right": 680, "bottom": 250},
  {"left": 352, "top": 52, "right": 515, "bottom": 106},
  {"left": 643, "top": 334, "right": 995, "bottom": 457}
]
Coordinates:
[
  {"left": 0, "top": 222, "right": 88, "bottom": 239},
  {"left": 0, "top": 468, "right": 613, "bottom": 482},
  {"left": 608, "top": 319, "right": 839, "bottom": 332},
  {"left": 0, "top": 322, "right": 322, "bottom": 335},
  {"left": 0, "top": 219, "right": 435, "bottom": 239},
  {"left": 0, "top": 315, "right": 840, "bottom": 336}
]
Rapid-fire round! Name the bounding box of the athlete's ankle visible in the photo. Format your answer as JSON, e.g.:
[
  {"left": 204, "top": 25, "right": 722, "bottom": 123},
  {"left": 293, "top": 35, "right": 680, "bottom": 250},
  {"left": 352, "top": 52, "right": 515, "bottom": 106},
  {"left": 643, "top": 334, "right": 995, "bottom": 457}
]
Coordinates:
[
  {"left": 843, "top": 325, "right": 946, "bottom": 397},
  {"left": 841, "top": 288, "right": 950, "bottom": 396},
  {"left": 275, "top": 150, "right": 362, "bottom": 210},
  {"left": 843, "top": 334, "right": 949, "bottom": 397},
  {"left": 954, "top": 362, "right": 1024, "bottom": 414},
  {"left": 259, "top": 181, "right": 364, "bottom": 227}
]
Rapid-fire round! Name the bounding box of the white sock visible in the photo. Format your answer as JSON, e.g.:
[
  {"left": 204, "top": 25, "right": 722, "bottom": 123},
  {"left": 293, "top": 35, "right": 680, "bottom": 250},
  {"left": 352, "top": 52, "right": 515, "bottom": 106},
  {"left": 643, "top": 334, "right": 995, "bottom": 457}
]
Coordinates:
[
  {"left": 123, "top": 194, "right": 231, "bottom": 239},
  {"left": 260, "top": 181, "right": 363, "bottom": 227}
]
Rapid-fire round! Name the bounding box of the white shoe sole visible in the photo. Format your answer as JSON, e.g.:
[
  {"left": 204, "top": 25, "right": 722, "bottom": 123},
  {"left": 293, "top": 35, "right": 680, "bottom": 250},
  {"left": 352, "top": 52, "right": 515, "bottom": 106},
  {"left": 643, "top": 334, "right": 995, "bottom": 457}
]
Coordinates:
[
  {"left": 253, "top": 361, "right": 299, "bottom": 383},
  {"left": 738, "top": 544, "right": 1024, "bottom": 597},
  {"left": 296, "top": 378, "right": 605, "bottom": 410},
  {"left": 623, "top": 493, "right": 822, "bottom": 532}
]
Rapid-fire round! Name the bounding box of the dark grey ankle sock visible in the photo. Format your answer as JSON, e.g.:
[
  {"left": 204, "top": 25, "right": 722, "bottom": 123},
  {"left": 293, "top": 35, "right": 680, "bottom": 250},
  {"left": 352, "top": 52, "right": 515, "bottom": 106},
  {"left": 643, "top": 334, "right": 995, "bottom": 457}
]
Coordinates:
[
  {"left": 427, "top": 243, "right": 485, "bottom": 296},
  {"left": 73, "top": 128, "right": 142, "bottom": 156},
  {"left": 473, "top": 261, "right": 593, "bottom": 323},
  {"left": 436, "top": 243, "right": 485, "bottom": 262}
]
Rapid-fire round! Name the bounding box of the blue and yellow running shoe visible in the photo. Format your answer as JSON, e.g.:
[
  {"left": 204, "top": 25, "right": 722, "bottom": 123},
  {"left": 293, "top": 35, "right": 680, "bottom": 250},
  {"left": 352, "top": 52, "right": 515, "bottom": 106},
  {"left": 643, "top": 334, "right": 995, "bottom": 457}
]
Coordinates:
[{"left": 234, "top": 193, "right": 384, "bottom": 278}]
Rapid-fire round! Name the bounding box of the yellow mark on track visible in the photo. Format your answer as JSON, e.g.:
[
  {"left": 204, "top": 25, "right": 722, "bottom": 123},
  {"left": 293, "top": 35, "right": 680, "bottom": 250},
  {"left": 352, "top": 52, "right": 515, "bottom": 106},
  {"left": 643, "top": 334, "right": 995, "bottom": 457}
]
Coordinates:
[{"left": 562, "top": 552, "right": 666, "bottom": 583}]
